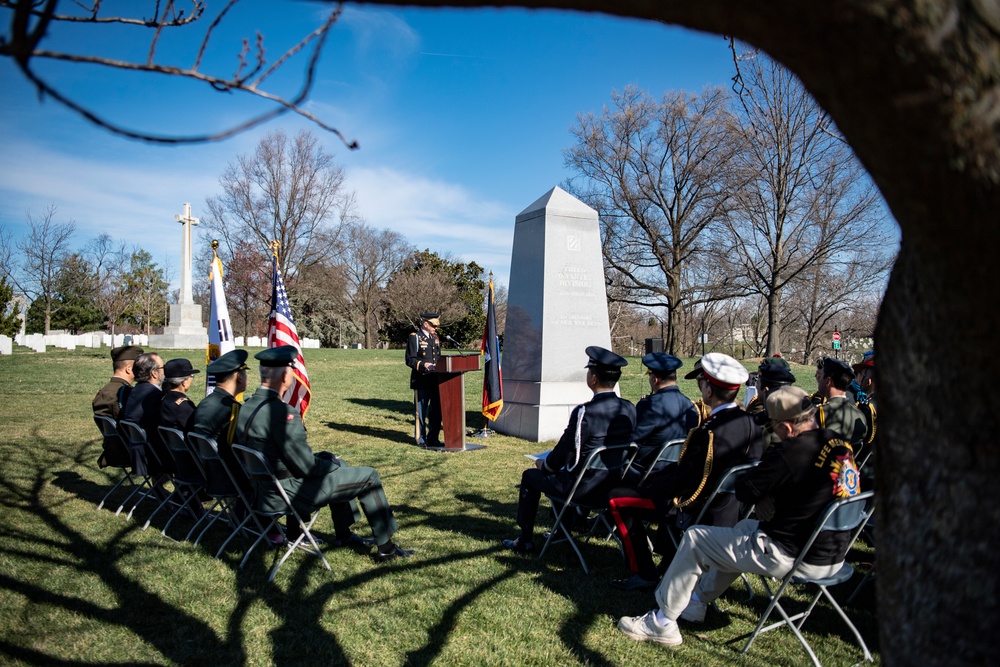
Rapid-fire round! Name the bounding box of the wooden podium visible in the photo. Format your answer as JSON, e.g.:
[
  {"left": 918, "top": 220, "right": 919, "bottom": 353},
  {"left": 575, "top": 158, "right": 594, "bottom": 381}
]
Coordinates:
[{"left": 432, "top": 353, "right": 481, "bottom": 451}]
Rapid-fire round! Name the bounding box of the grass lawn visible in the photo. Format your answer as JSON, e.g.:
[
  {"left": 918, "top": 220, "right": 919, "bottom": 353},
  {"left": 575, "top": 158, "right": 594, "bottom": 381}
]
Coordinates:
[{"left": 0, "top": 347, "right": 878, "bottom": 666}]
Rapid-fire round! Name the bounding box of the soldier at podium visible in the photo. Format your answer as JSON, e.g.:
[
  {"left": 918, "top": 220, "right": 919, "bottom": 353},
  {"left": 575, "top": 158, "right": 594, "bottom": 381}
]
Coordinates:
[{"left": 406, "top": 312, "right": 443, "bottom": 447}]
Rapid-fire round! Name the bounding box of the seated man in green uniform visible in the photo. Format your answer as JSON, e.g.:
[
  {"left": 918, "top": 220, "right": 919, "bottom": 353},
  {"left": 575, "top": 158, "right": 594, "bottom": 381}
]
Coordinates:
[
  {"left": 235, "top": 345, "right": 413, "bottom": 563},
  {"left": 92, "top": 344, "right": 143, "bottom": 468}
]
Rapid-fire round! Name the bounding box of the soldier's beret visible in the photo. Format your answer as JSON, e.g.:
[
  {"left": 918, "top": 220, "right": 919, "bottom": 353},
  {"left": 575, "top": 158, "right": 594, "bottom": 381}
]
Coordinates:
[
  {"left": 207, "top": 349, "right": 249, "bottom": 375},
  {"left": 421, "top": 312, "right": 441, "bottom": 326},
  {"left": 111, "top": 345, "right": 144, "bottom": 363},
  {"left": 701, "top": 352, "right": 749, "bottom": 390},
  {"left": 164, "top": 358, "right": 200, "bottom": 379},
  {"left": 758, "top": 363, "right": 796, "bottom": 386},
  {"left": 683, "top": 358, "right": 704, "bottom": 380},
  {"left": 759, "top": 355, "right": 790, "bottom": 372},
  {"left": 255, "top": 345, "right": 299, "bottom": 367},
  {"left": 766, "top": 386, "right": 814, "bottom": 422},
  {"left": 584, "top": 345, "right": 628, "bottom": 370},
  {"left": 818, "top": 356, "right": 854, "bottom": 383},
  {"left": 642, "top": 352, "right": 682, "bottom": 375}
]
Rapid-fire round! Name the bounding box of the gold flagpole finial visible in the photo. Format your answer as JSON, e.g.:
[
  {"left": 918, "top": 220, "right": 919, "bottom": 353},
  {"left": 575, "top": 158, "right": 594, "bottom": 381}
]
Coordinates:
[
  {"left": 211, "top": 239, "right": 219, "bottom": 250},
  {"left": 270, "top": 240, "right": 281, "bottom": 258}
]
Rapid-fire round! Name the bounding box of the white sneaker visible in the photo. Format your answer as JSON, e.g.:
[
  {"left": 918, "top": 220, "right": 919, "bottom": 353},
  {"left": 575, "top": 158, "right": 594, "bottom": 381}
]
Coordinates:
[
  {"left": 679, "top": 599, "right": 707, "bottom": 623},
  {"left": 617, "top": 611, "right": 682, "bottom": 646}
]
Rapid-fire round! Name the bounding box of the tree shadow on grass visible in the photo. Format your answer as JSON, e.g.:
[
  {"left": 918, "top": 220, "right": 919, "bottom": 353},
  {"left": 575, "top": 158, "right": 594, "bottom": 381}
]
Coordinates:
[
  {"left": 343, "top": 397, "right": 413, "bottom": 417},
  {"left": 323, "top": 419, "right": 413, "bottom": 446}
]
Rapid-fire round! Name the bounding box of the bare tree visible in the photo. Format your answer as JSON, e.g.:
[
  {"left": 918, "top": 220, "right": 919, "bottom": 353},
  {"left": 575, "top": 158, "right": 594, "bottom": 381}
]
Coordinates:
[
  {"left": 566, "top": 85, "right": 744, "bottom": 353},
  {"left": 383, "top": 266, "right": 460, "bottom": 332},
  {"left": 85, "top": 234, "right": 133, "bottom": 336},
  {"left": 205, "top": 129, "right": 354, "bottom": 283},
  {"left": 336, "top": 221, "right": 410, "bottom": 349},
  {"left": 224, "top": 239, "right": 272, "bottom": 338},
  {"left": 12, "top": 205, "right": 76, "bottom": 334},
  {"left": 724, "top": 52, "right": 887, "bottom": 356},
  {"left": 0, "top": 0, "right": 357, "bottom": 146}
]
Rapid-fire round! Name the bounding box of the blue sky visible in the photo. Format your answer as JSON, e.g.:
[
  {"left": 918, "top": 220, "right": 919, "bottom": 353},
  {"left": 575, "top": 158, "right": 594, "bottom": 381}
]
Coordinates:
[{"left": 0, "top": 2, "right": 738, "bottom": 290}]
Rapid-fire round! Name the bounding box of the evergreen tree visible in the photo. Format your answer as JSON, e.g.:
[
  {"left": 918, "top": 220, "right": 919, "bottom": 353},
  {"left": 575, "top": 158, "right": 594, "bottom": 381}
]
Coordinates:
[{"left": 0, "top": 276, "right": 22, "bottom": 337}]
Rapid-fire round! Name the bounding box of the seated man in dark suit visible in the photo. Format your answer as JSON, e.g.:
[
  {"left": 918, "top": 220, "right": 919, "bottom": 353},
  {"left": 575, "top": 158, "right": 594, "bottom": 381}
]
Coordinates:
[
  {"left": 607, "top": 352, "right": 762, "bottom": 590},
  {"left": 121, "top": 351, "right": 170, "bottom": 477},
  {"left": 235, "top": 346, "right": 413, "bottom": 563},
  {"left": 92, "top": 344, "right": 143, "bottom": 468},
  {"left": 502, "top": 346, "right": 637, "bottom": 554}
]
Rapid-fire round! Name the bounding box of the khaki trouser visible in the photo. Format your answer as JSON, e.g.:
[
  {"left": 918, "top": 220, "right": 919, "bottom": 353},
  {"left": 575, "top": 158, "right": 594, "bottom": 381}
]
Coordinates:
[{"left": 654, "top": 519, "right": 842, "bottom": 620}]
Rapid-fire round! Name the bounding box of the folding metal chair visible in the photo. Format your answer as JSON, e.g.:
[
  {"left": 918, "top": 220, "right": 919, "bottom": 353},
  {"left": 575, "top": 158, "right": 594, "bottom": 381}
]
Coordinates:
[
  {"left": 742, "top": 489, "right": 876, "bottom": 667},
  {"left": 231, "top": 443, "right": 331, "bottom": 581},
  {"left": 623, "top": 438, "right": 684, "bottom": 486},
  {"left": 155, "top": 426, "right": 208, "bottom": 539},
  {"left": 538, "top": 442, "right": 636, "bottom": 574},
  {"left": 94, "top": 415, "right": 144, "bottom": 511},
  {"left": 187, "top": 433, "right": 267, "bottom": 557},
  {"left": 115, "top": 420, "right": 162, "bottom": 520}
]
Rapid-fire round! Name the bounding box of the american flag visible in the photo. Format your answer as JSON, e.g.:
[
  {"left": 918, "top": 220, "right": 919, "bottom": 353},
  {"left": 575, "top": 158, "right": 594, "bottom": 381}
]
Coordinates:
[{"left": 268, "top": 254, "right": 311, "bottom": 419}]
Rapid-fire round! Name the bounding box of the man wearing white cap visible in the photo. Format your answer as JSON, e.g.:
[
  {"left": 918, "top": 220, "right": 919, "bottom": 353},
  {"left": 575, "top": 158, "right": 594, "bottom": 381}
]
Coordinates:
[
  {"left": 607, "top": 352, "right": 762, "bottom": 590},
  {"left": 617, "top": 385, "right": 861, "bottom": 647}
]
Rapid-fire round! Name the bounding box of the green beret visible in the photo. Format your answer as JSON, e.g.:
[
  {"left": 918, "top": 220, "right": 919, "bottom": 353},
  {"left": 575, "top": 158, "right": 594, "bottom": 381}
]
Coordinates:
[
  {"left": 255, "top": 345, "right": 299, "bottom": 367},
  {"left": 207, "top": 349, "right": 248, "bottom": 375}
]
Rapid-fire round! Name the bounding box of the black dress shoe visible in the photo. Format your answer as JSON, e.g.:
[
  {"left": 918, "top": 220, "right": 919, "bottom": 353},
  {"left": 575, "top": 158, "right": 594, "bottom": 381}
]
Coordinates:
[
  {"left": 333, "top": 533, "right": 375, "bottom": 550},
  {"left": 375, "top": 545, "right": 415, "bottom": 563},
  {"left": 502, "top": 537, "right": 535, "bottom": 554},
  {"left": 611, "top": 574, "right": 657, "bottom": 591}
]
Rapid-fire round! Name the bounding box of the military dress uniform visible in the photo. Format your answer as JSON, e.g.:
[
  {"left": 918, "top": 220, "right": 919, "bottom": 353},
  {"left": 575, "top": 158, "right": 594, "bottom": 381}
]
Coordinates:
[
  {"left": 507, "top": 347, "right": 636, "bottom": 549},
  {"left": 236, "top": 387, "right": 399, "bottom": 545},
  {"left": 93, "top": 376, "right": 132, "bottom": 467},
  {"left": 819, "top": 395, "right": 868, "bottom": 448},
  {"left": 405, "top": 317, "right": 442, "bottom": 446},
  {"left": 632, "top": 386, "right": 699, "bottom": 471}
]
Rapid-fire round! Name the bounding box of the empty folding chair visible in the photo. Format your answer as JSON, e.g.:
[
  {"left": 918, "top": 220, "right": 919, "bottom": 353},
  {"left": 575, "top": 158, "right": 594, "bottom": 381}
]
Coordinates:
[
  {"left": 538, "top": 442, "right": 636, "bottom": 574},
  {"left": 231, "top": 443, "right": 331, "bottom": 581},
  {"left": 742, "top": 489, "right": 877, "bottom": 667},
  {"left": 155, "top": 426, "right": 208, "bottom": 539},
  {"left": 115, "top": 419, "right": 161, "bottom": 520},
  {"left": 94, "top": 415, "right": 144, "bottom": 511},
  {"left": 187, "top": 432, "right": 266, "bottom": 557}
]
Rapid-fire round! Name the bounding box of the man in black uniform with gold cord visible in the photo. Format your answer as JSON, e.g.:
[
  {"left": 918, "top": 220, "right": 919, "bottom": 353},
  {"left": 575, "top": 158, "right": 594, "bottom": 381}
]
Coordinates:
[{"left": 405, "top": 313, "right": 443, "bottom": 447}]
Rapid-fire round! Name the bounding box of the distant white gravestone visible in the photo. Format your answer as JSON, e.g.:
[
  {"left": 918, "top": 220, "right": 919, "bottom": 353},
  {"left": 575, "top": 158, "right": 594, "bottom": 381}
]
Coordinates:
[
  {"left": 0, "top": 335, "right": 11, "bottom": 355},
  {"left": 492, "top": 186, "right": 615, "bottom": 442}
]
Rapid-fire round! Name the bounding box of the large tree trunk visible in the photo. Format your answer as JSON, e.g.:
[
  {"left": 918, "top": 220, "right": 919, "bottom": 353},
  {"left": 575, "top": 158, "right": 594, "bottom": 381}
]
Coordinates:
[{"left": 354, "top": 1, "right": 998, "bottom": 663}]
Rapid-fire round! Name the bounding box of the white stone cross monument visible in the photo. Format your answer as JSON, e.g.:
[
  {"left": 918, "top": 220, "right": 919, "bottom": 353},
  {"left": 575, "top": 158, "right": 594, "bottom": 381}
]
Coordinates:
[
  {"left": 492, "top": 186, "right": 615, "bottom": 442},
  {"left": 149, "top": 203, "right": 208, "bottom": 349}
]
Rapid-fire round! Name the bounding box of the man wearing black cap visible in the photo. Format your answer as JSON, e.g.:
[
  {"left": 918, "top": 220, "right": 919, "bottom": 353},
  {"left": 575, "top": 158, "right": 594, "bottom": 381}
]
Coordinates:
[
  {"left": 159, "top": 359, "right": 200, "bottom": 432},
  {"left": 814, "top": 357, "right": 868, "bottom": 447},
  {"left": 237, "top": 346, "right": 413, "bottom": 562},
  {"left": 93, "top": 344, "right": 143, "bottom": 467},
  {"left": 745, "top": 358, "right": 797, "bottom": 452},
  {"left": 617, "top": 386, "right": 861, "bottom": 647},
  {"left": 406, "top": 313, "right": 443, "bottom": 447},
  {"left": 502, "top": 346, "right": 636, "bottom": 554}
]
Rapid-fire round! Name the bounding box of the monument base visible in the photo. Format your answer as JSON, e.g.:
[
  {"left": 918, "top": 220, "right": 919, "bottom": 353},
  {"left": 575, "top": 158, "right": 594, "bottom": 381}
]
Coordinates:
[
  {"left": 150, "top": 303, "right": 207, "bottom": 349},
  {"left": 492, "top": 379, "right": 593, "bottom": 442}
]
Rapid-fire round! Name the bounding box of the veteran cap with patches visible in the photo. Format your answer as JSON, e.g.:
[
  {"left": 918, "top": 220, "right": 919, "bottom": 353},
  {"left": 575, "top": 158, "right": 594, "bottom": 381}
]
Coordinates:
[
  {"left": 584, "top": 345, "right": 628, "bottom": 371},
  {"left": 111, "top": 345, "right": 144, "bottom": 363},
  {"left": 766, "top": 386, "right": 815, "bottom": 422},
  {"left": 642, "top": 352, "right": 682, "bottom": 375},
  {"left": 701, "top": 352, "right": 749, "bottom": 390},
  {"left": 255, "top": 345, "right": 299, "bottom": 367},
  {"left": 207, "top": 349, "right": 249, "bottom": 375},
  {"left": 852, "top": 350, "right": 875, "bottom": 372},
  {"left": 164, "top": 358, "right": 200, "bottom": 379},
  {"left": 421, "top": 312, "right": 441, "bottom": 326}
]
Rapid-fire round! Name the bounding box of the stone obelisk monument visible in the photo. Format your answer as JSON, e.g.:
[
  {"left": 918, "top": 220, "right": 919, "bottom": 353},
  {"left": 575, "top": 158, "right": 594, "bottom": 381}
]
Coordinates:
[
  {"left": 493, "top": 186, "right": 614, "bottom": 442},
  {"left": 149, "top": 203, "right": 208, "bottom": 349}
]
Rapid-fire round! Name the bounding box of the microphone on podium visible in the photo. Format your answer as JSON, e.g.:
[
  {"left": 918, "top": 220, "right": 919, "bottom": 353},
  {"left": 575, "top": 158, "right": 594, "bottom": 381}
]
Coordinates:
[{"left": 444, "top": 334, "right": 461, "bottom": 349}]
